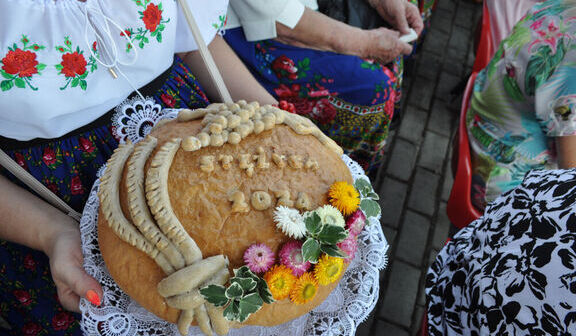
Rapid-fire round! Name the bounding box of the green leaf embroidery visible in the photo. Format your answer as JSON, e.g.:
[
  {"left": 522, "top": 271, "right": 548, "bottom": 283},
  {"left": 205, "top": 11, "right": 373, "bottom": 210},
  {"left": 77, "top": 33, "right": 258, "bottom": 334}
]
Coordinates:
[
  {"left": 0, "top": 70, "right": 13, "bottom": 80},
  {"left": 79, "top": 79, "right": 87, "bottom": 91},
  {"left": 36, "top": 63, "right": 46, "bottom": 71},
  {"left": 1, "top": 80, "right": 13, "bottom": 92},
  {"left": 71, "top": 77, "right": 80, "bottom": 88},
  {"left": 14, "top": 78, "right": 25, "bottom": 89}
]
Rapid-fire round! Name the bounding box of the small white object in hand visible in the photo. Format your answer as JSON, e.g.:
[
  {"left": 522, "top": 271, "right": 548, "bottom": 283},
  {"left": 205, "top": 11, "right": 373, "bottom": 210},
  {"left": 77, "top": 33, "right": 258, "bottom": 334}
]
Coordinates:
[{"left": 399, "top": 28, "right": 418, "bottom": 43}]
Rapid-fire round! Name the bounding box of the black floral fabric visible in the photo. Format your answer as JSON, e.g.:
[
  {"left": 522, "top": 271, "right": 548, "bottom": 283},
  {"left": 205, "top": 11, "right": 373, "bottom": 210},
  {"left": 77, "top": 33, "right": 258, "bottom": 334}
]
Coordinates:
[{"left": 426, "top": 169, "right": 576, "bottom": 335}]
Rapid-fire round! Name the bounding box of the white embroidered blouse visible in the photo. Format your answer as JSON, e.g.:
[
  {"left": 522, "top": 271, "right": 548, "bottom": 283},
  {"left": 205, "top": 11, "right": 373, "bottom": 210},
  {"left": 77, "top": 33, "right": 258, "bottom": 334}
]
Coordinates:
[{"left": 0, "top": 0, "right": 228, "bottom": 141}]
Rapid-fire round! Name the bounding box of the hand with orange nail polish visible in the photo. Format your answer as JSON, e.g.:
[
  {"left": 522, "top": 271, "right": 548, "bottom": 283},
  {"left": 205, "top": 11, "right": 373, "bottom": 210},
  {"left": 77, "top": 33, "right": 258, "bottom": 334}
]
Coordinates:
[{"left": 44, "top": 219, "right": 103, "bottom": 313}]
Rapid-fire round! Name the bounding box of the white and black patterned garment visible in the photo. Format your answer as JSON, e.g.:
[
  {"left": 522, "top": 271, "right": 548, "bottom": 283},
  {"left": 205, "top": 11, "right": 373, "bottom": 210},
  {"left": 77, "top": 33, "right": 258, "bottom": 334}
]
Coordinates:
[{"left": 426, "top": 169, "right": 576, "bottom": 335}]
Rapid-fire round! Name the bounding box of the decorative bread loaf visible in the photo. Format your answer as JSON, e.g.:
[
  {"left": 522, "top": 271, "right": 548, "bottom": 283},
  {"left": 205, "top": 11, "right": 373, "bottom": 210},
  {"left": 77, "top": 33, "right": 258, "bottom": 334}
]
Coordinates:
[{"left": 97, "top": 101, "right": 367, "bottom": 335}]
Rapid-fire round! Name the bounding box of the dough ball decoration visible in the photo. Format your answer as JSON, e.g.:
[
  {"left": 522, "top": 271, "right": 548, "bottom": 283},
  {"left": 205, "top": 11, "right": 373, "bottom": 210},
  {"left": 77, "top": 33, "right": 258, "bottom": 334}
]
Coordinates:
[{"left": 98, "top": 101, "right": 381, "bottom": 336}]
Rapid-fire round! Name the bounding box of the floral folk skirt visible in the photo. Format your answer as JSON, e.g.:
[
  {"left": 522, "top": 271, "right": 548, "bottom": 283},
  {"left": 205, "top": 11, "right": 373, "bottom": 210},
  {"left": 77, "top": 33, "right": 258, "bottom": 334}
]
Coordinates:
[
  {"left": 0, "top": 56, "right": 209, "bottom": 336},
  {"left": 224, "top": 27, "right": 401, "bottom": 176}
]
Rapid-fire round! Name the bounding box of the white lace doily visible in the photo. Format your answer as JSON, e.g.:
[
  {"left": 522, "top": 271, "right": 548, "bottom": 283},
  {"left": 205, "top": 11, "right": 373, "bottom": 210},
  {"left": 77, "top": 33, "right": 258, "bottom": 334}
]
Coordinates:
[{"left": 79, "top": 110, "right": 388, "bottom": 336}]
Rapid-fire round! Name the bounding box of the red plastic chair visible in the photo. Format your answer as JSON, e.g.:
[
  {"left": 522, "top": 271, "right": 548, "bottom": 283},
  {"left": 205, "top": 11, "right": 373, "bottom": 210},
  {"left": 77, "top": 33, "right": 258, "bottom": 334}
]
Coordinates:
[
  {"left": 472, "top": 1, "right": 494, "bottom": 73},
  {"left": 446, "top": 72, "right": 483, "bottom": 229}
]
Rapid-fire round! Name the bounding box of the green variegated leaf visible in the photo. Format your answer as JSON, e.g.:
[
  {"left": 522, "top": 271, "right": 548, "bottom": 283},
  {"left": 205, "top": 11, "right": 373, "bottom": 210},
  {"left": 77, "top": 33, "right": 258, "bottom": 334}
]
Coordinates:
[
  {"left": 320, "top": 244, "right": 347, "bottom": 258},
  {"left": 302, "top": 238, "right": 321, "bottom": 263},
  {"left": 238, "top": 293, "right": 263, "bottom": 318},
  {"left": 223, "top": 300, "right": 240, "bottom": 321},
  {"left": 305, "top": 212, "right": 322, "bottom": 235},
  {"left": 317, "top": 225, "right": 348, "bottom": 244},
  {"left": 360, "top": 199, "right": 381, "bottom": 218},
  {"left": 232, "top": 277, "right": 257, "bottom": 292},
  {"left": 225, "top": 282, "right": 244, "bottom": 300},
  {"left": 199, "top": 284, "right": 228, "bottom": 307},
  {"left": 257, "top": 278, "right": 275, "bottom": 304},
  {"left": 354, "top": 178, "right": 372, "bottom": 197}
]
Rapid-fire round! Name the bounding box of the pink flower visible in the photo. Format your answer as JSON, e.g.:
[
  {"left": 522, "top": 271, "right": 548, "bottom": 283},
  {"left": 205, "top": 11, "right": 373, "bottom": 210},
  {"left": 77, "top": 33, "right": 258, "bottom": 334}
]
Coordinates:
[
  {"left": 346, "top": 210, "right": 366, "bottom": 237},
  {"left": 243, "top": 243, "right": 275, "bottom": 273},
  {"left": 337, "top": 235, "right": 358, "bottom": 263},
  {"left": 279, "top": 240, "right": 311, "bottom": 276}
]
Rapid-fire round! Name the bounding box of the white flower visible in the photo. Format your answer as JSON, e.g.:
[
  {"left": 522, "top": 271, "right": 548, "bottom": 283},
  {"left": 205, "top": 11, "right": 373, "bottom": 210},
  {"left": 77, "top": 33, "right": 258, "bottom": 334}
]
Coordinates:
[
  {"left": 274, "top": 206, "right": 306, "bottom": 239},
  {"left": 315, "top": 205, "right": 345, "bottom": 227}
]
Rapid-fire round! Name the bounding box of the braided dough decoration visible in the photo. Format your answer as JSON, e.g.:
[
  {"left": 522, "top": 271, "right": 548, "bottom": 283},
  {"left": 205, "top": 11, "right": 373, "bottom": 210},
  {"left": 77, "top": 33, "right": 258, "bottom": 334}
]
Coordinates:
[
  {"left": 145, "top": 138, "right": 202, "bottom": 265},
  {"left": 126, "top": 136, "right": 186, "bottom": 271},
  {"left": 98, "top": 143, "right": 175, "bottom": 275}
]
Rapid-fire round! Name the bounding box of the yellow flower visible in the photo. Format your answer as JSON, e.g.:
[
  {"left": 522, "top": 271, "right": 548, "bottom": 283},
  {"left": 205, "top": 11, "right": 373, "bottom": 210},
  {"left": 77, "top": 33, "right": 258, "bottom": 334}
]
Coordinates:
[
  {"left": 328, "top": 181, "right": 360, "bottom": 216},
  {"left": 313, "top": 254, "right": 344, "bottom": 285},
  {"left": 290, "top": 272, "right": 318, "bottom": 304},
  {"left": 263, "top": 265, "right": 296, "bottom": 300}
]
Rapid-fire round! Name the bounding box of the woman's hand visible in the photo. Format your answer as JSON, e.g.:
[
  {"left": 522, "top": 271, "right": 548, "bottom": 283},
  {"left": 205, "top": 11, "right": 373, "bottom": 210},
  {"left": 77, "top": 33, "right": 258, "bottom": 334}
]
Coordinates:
[
  {"left": 0, "top": 175, "right": 102, "bottom": 313},
  {"left": 361, "top": 27, "right": 413, "bottom": 64},
  {"left": 44, "top": 222, "right": 103, "bottom": 313},
  {"left": 369, "top": 0, "right": 424, "bottom": 35}
]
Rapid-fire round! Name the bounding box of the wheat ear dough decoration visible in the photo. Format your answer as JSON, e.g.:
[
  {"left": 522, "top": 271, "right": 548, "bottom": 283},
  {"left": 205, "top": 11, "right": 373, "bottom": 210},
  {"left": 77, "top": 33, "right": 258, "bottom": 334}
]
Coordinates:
[
  {"left": 98, "top": 143, "right": 175, "bottom": 275},
  {"left": 145, "top": 138, "right": 203, "bottom": 265},
  {"left": 126, "top": 136, "right": 186, "bottom": 270}
]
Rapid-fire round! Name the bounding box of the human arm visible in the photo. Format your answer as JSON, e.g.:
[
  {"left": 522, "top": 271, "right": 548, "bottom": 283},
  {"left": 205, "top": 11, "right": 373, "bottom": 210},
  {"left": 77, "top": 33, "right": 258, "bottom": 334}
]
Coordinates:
[
  {"left": 555, "top": 136, "right": 576, "bottom": 168},
  {"left": 276, "top": 7, "right": 412, "bottom": 64},
  {"left": 0, "top": 175, "right": 102, "bottom": 312},
  {"left": 368, "top": 0, "right": 424, "bottom": 35},
  {"left": 178, "top": 35, "right": 277, "bottom": 104}
]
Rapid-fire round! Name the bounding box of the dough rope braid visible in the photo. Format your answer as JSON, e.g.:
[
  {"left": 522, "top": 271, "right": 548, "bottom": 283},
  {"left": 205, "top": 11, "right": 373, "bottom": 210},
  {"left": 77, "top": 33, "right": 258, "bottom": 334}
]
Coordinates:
[
  {"left": 176, "top": 100, "right": 343, "bottom": 157},
  {"left": 145, "top": 138, "right": 203, "bottom": 265},
  {"left": 99, "top": 143, "right": 175, "bottom": 274},
  {"left": 126, "top": 136, "right": 186, "bottom": 271}
]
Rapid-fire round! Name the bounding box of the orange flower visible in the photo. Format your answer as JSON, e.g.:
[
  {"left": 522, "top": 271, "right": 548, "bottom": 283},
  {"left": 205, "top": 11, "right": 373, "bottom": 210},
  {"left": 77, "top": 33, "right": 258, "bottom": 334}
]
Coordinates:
[
  {"left": 263, "top": 265, "right": 296, "bottom": 300},
  {"left": 290, "top": 272, "right": 318, "bottom": 304}
]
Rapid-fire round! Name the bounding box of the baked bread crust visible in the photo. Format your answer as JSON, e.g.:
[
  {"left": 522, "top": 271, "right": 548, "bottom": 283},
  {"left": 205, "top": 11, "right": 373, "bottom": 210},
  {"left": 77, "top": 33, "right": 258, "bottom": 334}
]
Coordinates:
[{"left": 98, "top": 103, "right": 353, "bottom": 328}]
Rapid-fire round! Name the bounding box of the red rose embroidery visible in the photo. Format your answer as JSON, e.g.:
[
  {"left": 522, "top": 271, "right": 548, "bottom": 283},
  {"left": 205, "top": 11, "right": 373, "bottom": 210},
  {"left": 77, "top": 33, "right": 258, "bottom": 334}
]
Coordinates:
[
  {"left": 272, "top": 56, "right": 298, "bottom": 80},
  {"left": 13, "top": 289, "right": 32, "bottom": 306},
  {"left": 60, "top": 52, "right": 87, "bottom": 78},
  {"left": 14, "top": 152, "right": 27, "bottom": 170},
  {"left": 42, "top": 147, "right": 57, "bottom": 166},
  {"left": 70, "top": 176, "right": 84, "bottom": 195},
  {"left": 23, "top": 254, "right": 37, "bottom": 270},
  {"left": 52, "top": 312, "right": 75, "bottom": 331},
  {"left": 311, "top": 98, "right": 337, "bottom": 124},
  {"left": 1, "top": 48, "right": 39, "bottom": 77},
  {"left": 142, "top": 3, "right": 162, "bottom": 32},
  {"left": 160, "top": 93, "right": 176, "bottom": 107},
  {"left": 21, "top": 322, "right": 42, "bottom": 336},
  {"left": 79, "top": 137, "right": 95, "bottom": 153}
]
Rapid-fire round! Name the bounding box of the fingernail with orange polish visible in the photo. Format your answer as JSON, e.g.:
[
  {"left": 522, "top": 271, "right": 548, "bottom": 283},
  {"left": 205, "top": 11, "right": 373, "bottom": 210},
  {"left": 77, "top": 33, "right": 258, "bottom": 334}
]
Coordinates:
[{"left": 86, "top": 289, "right": 101, "bottom": 306}]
